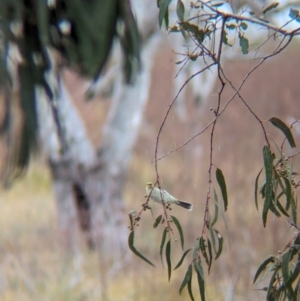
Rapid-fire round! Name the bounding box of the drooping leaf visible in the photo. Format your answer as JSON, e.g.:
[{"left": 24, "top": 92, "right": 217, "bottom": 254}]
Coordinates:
[
  {"left": 153, "top": 214, "right": 163, "bottom": 228},
  {"left": 269, "top": 117, "right": 296, "bottom": 148},
  {"left": 174, "top": 249, "right": 192, "bottom": 270},
  {"left": 262, "top": 2, "right": 279, "bottom": 14},
  {"left": 253, "top": 255, "right": 274, "bottom": 284},
  {"left": 275, "top": 198, "right": 289, "bottom": 217},
  {"left": 262, "top": 145, "right": 274, "bottom": 227},
  {"left": 282, "top": 177, "right": 292, "bottom": 211},
  {"left": 194, "top": 260, "right": 206, "bottom": 301},
  {"left": 176, "top": 0, "right": 185, "bottom": 22},
  {"left": 158, "top": 0, "right": 172, "bottom": 28},
  {"left": 160, "top": 227, "right": 168, "bottom": 265},
  {"left": 199, "top": 237, "right": 209, "bottom": 266},
  {"left": 281, "top": 251, "right": 295, "bottom": 298},
  {"left": 216, "top": 168, "right": 228, "bottom": 211},
  {"left": 238, "top": 33, "right": 249, "bottom": 54},
  {"left": 291, "top": 193, "right": 297, "bottom": 224},
  {"left": 214, "top": 229, "right": 223, "bottom": 260},
  {"left": 166, "top": 239, "right": 172, "bottom": 281},
  {"left": 255, "top": 168, "right": 263, "bottom": 211},
  {"left": 187, "top": 274, "right": 195, "bottom": 301},
  {"left": 128, "top": 231, "right": 155, "bottom": 267},
  {"left": 179, "top": 264, "right": 193, "bottom": 295},
  {"left": 211, "top": 189, "right": 219, "bottom": 226},
  {"left": 171, "top": 215, "right": 184, "bottom": 250}
]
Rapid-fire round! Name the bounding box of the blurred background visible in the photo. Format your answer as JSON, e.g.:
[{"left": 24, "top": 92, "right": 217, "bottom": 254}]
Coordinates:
[{"left": 1, "top": 1, "right": 300, "bottom": 301}]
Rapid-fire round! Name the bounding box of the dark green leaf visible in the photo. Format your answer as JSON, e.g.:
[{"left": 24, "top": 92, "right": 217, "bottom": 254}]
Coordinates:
[
  {"left": 266, "top": 265, "right": 279, "bottom": 300},
  {"left": 289, "top": 8, "right": 300, "bottom": 22},
  {"left": 128, "top": 231, "right": 155, "bottom": 267},
  {"left": 179, "top": 264, "right": 193, "bottom": 295},
  {"left": 158, "top": 0, "right": 172, "bottom": 28},
  {"left": 291, "top": 193, "right": 297, "bottom": 224},
  {"left": 282, "top": 177, "right": 292, "bottom": 211},
  {"left": 172, "top": 215, "right": 184, "bottom": 250},
  {"left": 269, "top": 117, "right": 296, "bottom": 148},
  {"left": 253, "top": 255, "right": 274, "bottom": 284},
  {"left": 262, "top": 145, "right": 274, "bottom": 227},
  {"left": 153, "top": 214, "right": 163, "bottom": 228},
  {"left": 216, "top": 168, "right": 228, "bottom": 211},
  {"left": 278, "top": 251, "right": 297, "bottom": 299},
  {"left": 160, "top": 228, "right": 168, "bottom": 265},
  {"left": 222, "top": 30, "right": 229, "bottom": 46},
  {"left": 166, "top": 239, "right": 172, "bottom": 281},
  {"left": 194, "top": 261, "right": 206, "bottom": 301},
  {"left": 187, "top": 274, "right": 195, "bottom": 301},
  {"left": 199, "top": 237, "right": 210, "bottom": 267},
  {"left": 240, "top": 22, "right": 248, "bottom": 30},
  {"left": 211, "top": 189, "right": 219, "bottom": 226},
  {"left": 255, "top": 168, "right": 263, "bottom": 211},
  {"left": 207, "top": 239, "right": 212, "bottom": 270},
  {"left": 238, "top": 33, "right": 249, "bottom": 54},
  {"left": 176, "top": 0, "right": 185, "bottom": 22},
  {"left": 214, "top": 229, "right": 223, "bottom": 260},
  {"left": 174, "top": 248, "right": 191, "bottom": 270},
  {"left": 262, "top": 2, "right": 279, "bottom": 14},
  {"left": 275, "top": 198, "right": 289, "bottom": 217}
]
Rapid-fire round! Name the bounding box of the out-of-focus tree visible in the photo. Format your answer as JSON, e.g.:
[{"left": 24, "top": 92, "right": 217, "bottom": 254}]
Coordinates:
[{"left": 0, "top": 1, "right": 160, "bottom": 290}]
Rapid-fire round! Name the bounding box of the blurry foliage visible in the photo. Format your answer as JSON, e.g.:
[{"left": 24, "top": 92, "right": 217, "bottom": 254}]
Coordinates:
[{"left": 0, "top": 0, "right": 140, "bottom": 182}]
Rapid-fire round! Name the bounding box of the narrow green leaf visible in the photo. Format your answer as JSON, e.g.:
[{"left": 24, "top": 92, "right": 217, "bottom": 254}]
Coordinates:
[
  {"left": 262, "top": 2, "right": 279, "bottom": 14},
  {"left": 255, "top": 168, "right": 263, "bottom": 211},
  {"left": 158, "top": 0, "right": 172, "bottom": 28},
  {"left": 176, "top": 0, "right": 185, "bottom": 21},
  {"left": 174, "top": 249, "right": 191, "bottom": 270},
  {"left": 216, "top": 168, "right": 228, "bottom": 211},
  {"left": 171, "top": 215, "right": 184, "bottom": 250},
  {"left": 128, "top": 231, "right": 155, "bottom": 267},
  {"left": 187, "top": 274, "right": 195, "bottom": 301},
  {"left": 275, "top": 198, "right": 289, "bottom": 217},
  {"left": 253, "top": 255, "right": 274, "bottom": 284},
  {"left": 211, "top": 189, "right": 219, "bottom": 226},
  {"left": 262, "top": 145, "right": 274, "bottom": 227},
  {"left": 279, "top": 251, "right": 297, "bottom": 299},
  {"left": 269, "top": 117, "right": 296, "bottom": 148},
  {"left": 266, "top": 265, "right": 279, "bottom": 300},
  {"left": 153, "top": 214, "right": 163, "bottom": 228},
  {"left": 160, "top": 228, "right": 168, "bottom": 265},
  {"left": 207, "top": 239, "right": 212, "bottom": 274},
  {"left": 193, "top": 239, "right": 200, "bottom": 259},
  {"left": 179, "top": 264, "right": 193, "bottom": 295},
  {"left": 194, "top": 262, "right": 206, "bottom": 301},
  {"left": 291, "top": 193, "right": 297, "bottom": 224},
  {"left": 199, "top": 237, "right": 209, "bottom": 267},
  {"left": 238, "top": 33, "right": 249, "bottom": 54},
  {"left": 209, "top": 226, "right": 217, "bottom": 255},
  {"left": 166, "top": 239, "right": 172, "bottom": 281},
  {"left": 214, "top": 229, "right": 223, "bottom": 260},
  {"left": 282, "top": 177, "right": 292, "bottom": 211}
]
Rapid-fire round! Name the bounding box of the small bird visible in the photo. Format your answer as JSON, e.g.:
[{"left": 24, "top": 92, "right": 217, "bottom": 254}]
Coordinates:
[{"left": 145, "top": 182, "right": 193, "bottom": 211}]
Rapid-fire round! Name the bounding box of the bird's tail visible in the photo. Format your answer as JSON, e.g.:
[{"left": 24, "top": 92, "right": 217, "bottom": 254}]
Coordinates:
[{"left": 177, "top": 200, "right": 193, "bottom": 211}]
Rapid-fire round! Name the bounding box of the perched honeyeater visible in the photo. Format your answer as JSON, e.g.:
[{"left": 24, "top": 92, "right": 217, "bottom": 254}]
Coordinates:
[{"left": 145, "top": 182, "right": 193, "bottom": 210}]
